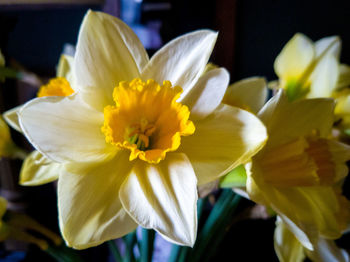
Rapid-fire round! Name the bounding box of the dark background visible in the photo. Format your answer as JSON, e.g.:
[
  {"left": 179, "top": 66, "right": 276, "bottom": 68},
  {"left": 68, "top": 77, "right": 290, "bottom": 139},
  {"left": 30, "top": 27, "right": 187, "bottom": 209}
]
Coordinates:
[{"left": 1, "top": 0, "right": 350, "bottom": 261}]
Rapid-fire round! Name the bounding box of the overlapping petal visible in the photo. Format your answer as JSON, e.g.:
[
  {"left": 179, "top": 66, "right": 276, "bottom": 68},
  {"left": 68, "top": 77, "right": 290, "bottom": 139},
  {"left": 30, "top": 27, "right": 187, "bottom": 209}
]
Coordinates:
[
  {"left": 180, "top": 68, "right": 229, "bottom": 120},
  {"left": 20, "top": 151, "right": 60, "bottom": 186},
  {"left": 180, "top": 104, "right": 267, "bottom": 185},
  {"left": 19, "top": 94, "right": 116, "bottom": 163},
  {"left": 58, "top": 151, "right": 136, "bottom": 249},
  {"left": 223, "top": 77, "right": 267, "bottom": 114},
  {"left": 119, "top": 153, "right": 197, "bottom": 246}
]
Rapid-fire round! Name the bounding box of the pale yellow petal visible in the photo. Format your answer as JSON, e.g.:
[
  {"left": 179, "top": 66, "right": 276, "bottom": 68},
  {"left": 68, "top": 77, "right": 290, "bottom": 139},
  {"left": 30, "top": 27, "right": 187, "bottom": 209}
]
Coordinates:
[
  {"left": 315, "top": 36, "right": 341, "bottom": 60},
  {"left": 181, "top": 104, "right": 267, "bottom": 186},
  {"left": 308, "top": 54, "right": 339, "bottom": 98},
  {"left": 19, "top": 94, "right": 116, "bottom": 163},
  {"left": 258, "top": 90, "right": 334, "bottom": 149},
  {"left": 119, "top": 153, "right": 197, "bottom": 246},
  {"left": 274, "top": 33, "right": 315, "bottom": 81},
  {"left": 20, "top": 151, "right": 60, "bottom": 186},
  {"left": 75, "top": 10, "right": 148, "bottom": 111},
  {"left": 141, "top": 30, "right": 217, "bottom": 98},
  {"left": 3, "top": 106, "right": 22, "bottom": 133},
  {"left": 58, "top": 151, "right": 136, "bottom": 249},
  {"left": 223, "top": 77, "right": 268, "bottom": 114},
  {"left": 180, "top": 68, "right": 229, "bottom": 120},
  {"left": 274, "top": 217, "right": 305, "bottom": 262}
]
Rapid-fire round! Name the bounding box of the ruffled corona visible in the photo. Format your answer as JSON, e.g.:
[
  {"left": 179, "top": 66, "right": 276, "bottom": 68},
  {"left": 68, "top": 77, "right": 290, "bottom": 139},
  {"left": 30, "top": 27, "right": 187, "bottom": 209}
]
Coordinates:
[
  {"left": 37, "top": 77, "right": 74, "bottom": 98},
  {"left": 102, "top": 78, "right": 195, "bottom": 163}
]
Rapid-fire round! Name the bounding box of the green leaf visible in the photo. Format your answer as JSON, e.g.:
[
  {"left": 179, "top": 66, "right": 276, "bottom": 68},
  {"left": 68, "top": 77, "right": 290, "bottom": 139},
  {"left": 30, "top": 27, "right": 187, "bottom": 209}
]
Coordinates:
[{"left": 219, "top": 164, "right": 247, "bottom": 188}]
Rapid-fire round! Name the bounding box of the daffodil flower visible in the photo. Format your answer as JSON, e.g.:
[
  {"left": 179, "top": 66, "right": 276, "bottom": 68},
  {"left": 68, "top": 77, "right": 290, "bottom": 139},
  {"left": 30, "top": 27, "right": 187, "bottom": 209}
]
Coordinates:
[
  {"left": 246, "top": 90, "right": 350, "bottom": 251},
  {"left": 274, "top": 33, "right": 344, "bottom": 101},
  {"left": 17, "top": 10, "right": 267, "bottom": 249},
  {"left": 274, "top": 217, "right": 349, "bottom": 262}
]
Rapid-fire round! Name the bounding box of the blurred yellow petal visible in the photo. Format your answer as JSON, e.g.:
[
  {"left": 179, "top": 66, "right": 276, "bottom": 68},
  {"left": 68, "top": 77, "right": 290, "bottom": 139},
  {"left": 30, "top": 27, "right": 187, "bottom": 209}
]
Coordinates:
[
  {"left": 0, "top": 197, "right": 7, "bottom": 219},
  {"left": 337, "top": 64, "right": 350, "bottom": 89},
  {"left": 306, "top": 238, "right": 349, "bottom": 262},
  {"left": 20, "top": 151, "right": 59, "bottom": 186},
  {"left": 315, "top": 35, "right": 341, "bottom": 59},
  {"left": 181, "top": 104, "right": 267, "bottom": 185},
  {"left": 223, "top": 77, "right": 268, "bottom": 114},
  {"left": 58, "top": 151, "right": 136, "bottom": 249},
  {"left": 274, "top": 217, "right": 305, "bottom": 262},
  {"left": 308, "top": 54, "right": 339, "bottom": 98},
  {"left": 274, "top": 33, "right": 314, "bottom": 83},
  {"left": 119, "top": 153, "right": 197, "bottom": 246}
]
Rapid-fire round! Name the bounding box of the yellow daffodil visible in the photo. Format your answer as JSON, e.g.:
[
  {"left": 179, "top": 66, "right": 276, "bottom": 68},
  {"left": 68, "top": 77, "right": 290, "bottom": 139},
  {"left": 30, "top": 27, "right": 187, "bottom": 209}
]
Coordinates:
[
  {"left": 274, "top": 33, "right": 343, "bottom": 101},
  {"left": 246, "top": 90, "right": 350, "bottom": 251},
  {"left": 3, "top": 54, "right": 74, "bottom": 185},
  {"left": 274, "top": 217, "right": 349, "bottom": 262},
  {"left": 16, "top": 10, "right": 267, "bottom": 249}
]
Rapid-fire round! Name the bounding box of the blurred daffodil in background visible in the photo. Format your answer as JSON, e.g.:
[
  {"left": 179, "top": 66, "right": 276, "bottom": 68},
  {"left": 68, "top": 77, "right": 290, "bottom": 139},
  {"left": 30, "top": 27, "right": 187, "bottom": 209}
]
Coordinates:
[
  {"left": 246, "top": 90, "right": 350, "bottom": 258},
  {"left": 15, "top": 10, "right": 267, "bottom": 249}
]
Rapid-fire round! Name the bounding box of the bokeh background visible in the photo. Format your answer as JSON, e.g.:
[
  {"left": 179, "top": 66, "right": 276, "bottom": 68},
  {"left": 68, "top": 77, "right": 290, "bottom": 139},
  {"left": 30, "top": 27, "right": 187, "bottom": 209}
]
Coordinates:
[{"left": 1, "top": 0, "right": 350, "bottom": 261}]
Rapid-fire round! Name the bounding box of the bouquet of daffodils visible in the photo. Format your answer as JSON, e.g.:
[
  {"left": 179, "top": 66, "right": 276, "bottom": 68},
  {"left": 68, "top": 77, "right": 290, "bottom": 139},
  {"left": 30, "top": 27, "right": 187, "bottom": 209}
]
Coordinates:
[{"left": 0, "top": 10, "right": 350, "bottom": 262}]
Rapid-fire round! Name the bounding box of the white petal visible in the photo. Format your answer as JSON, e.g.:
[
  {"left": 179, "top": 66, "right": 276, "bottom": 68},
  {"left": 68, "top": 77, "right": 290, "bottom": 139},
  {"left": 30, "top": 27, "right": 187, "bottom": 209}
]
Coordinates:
[
  {"left": 75, "top": 10, "right": 149, "bottom": 110},
  {"left": 119, "top": 153, "right": 198, "bottom": 246},
  {"left": 3, "top": 105, "right": 22, "bottom": 133},
  {"left": 180, "top": 68, "right": 229, "bottom": 120},
  {"left": 315, "top": 36, "right": 341, "bottom": 60},
  {"left": 58, "top": 151, "right": 137, "bottom": 249},
  {"left": 308, "top": 54, "right": 339, "bottom": 98},
  {"left": 141, "top": 30, "right": 218, "bottom": 98},
  {"left": 20, "top": 151, "right": 60, "bottom": 186},
  {"left": 18, "top": 94, "right": 115, "bottom": 163},
  {"left": 57, "top": 54, "right": 75, "bottom": 86},
  {"left": 180, "top": 104, "right": 267, "bottom": 185}
]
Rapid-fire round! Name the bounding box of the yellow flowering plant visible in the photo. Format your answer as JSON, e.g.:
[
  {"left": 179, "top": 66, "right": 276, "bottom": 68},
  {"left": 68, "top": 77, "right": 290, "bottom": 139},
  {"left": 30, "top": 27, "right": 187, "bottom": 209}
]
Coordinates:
[{"left": 13, "top": 10, "right": 267, "bottom": 251}]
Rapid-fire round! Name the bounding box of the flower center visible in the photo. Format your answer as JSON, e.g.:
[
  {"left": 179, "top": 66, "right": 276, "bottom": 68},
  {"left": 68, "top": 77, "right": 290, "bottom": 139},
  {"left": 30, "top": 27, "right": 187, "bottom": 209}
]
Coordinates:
[
  {"left": 258, "top": 136, "right": 335, "bottom": 187},
  {"left": 101, "top": 78, "right": 195, "bottom": 164},
  {"left": 37, "top": 77, "right": 74, "bottom": 98}
]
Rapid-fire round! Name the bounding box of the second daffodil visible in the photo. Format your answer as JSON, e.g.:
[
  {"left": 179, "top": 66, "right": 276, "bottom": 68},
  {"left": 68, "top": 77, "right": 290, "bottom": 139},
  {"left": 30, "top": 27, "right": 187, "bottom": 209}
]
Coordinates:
[
  {"left": 17, "top": 11, "right": 267, "bottom": 249},
  {"left": 247, "top": 90, "right": 350, "bottom": 252}
]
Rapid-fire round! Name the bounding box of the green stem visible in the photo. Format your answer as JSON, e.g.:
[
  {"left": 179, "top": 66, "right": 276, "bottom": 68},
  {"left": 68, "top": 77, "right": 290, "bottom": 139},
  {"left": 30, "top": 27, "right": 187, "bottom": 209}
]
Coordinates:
[
  {"left": 45, "top": 244, "right": 84, "bottom": 262},
  {"left": 140, "top": 228, "right": 155, "bottom": 262},
  {"left": 0, "top": 66, "right": 20, "bottom": 79},
  {"left": 189, "top": 190, "right": 240, "bottom": 262},
  {"left": 108, "top": 240, "right": 123, "bottom": 262},
  {"left": 123, "top": 231, "right": 137, "bottom": 262}
]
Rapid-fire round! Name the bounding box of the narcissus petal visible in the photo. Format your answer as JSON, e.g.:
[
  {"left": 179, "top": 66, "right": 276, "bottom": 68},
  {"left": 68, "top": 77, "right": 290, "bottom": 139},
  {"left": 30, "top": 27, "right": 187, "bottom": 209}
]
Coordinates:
[
  {"left": 58, "top": 151, "right": 136, "bottom": 249},
  {"left": 19, "top": 94, "right": 116, "bottom": 163},
  {"left": 141, "top": 30, "right": 218, "bottom": 98},
  {"left": 75, "top": 10, "right": 148, "bottom": 111},
  {"left": 181, "top": 104, "right": 267, "bottom": 185},
  {"left": 119, "top": 153, "right": 197, "bottom": 246},
  {"left": 20, "top": 151, "right": 60, "bottom": 186},
  {"left": 180, "top": 68, "right": 229, "bottom": 120}
]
